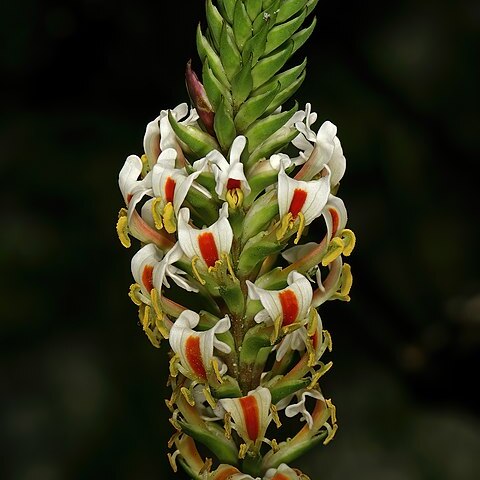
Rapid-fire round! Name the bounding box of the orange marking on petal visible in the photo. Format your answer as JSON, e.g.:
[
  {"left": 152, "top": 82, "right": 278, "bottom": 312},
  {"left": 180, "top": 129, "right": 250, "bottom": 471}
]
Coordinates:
[
  {"left": 279, "top": 289, "right": 299, "bottom": 326},
  {"left": 312, "top": 330, "right": 319, "bottom": 350},
  {"left": 198, "top": 232, "right": 219, "bottom": 268},
  {"left": 226, "top": 178, "right": 241, "bottom": 190},
  {"left": 165, "top": 177, "right": 176, "bottom": 203},
  {"left": 142, "top": 265, "right": 154, "bottom": 293},
  {"left": 215, "top": 466, "right": 241, "bottom": 480},
  {"left": 126, "top": 193, "right": 133, "bottom": 204},
  {"left": 329, "top": 207, "right": 340, "bottom": 237},
  {"left": 288, "top": 188, "right": 307, "bottom": 218},
  {"left": 185, "top": 336, "right": 206, "bottom": 379},
  {"left": 271, "top": 474, "right": 290, "bottom": 480},
  {"left": 239, "top": 396, "right": 260, "bottom": 441}
]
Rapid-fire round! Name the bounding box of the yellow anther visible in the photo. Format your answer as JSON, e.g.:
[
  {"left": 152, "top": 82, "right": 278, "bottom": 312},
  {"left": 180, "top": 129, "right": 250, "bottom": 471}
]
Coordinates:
[
  {"left": 308, "top": 361, "right": 333, "bottom": 389},
  {"left": 169, "top": 416, "right": 182, "bottom": 431},
  {"left": 271, "top": 438, "right": 280, "bottom": 453},
  {"left": 323, "top": 329, "right": 333, "bottom": 352},
  {"left": 191, "top": 256, "right": 206, "bottom": 285},
  {"left": 307, "top": 309, "right": 318, "bottom": 337},
  {"left": 141, "top": 304, "right": 151, "bottom": 329},
  {"left": 294, "top": 211, "right": 306, "bottom": 244},
  {"left": 223, "top": 253, "right": 237, "bottom": 281},
  {"left": 116, "top": 208, "right": 131, "bottom": 248},
  {"left": 340, "top": 229, "right": 356, "bottom": 256},
  {"left": 211, "top": 358, "right": 224, "bottom": 384},
  {"left": 283, "top": 321, "right": 302, "bottom": 335},
  {"left": 270, "top": 405, "right": 282, "bottom": 428},
  {"left": 155, "top": 316, "right": 170, "bottom": 339},
  {"left": 169, "top": 354, "right": 179, "bottom": 377},
  {"left": 276, "top": 212, "right": 293, "bottom": 241},
  {"left": 340, "top": 264, "right": 353, "bottom": 297},
  {"left": 323, "top": 422, "right": 338, "bottom": 445},
  {"left": 203, "top": 386, "right": 217, "bottom": 409},
  {"left": 167, "top": 452, "right": 179, "bottom": 472},
  {"left": 321, "top": 237, "right": 344, "bottom": 266},
  {"left": 128, "top": 283, "right": 142, "bottom": 306},
  {"left": 270, "top": 315, "right": 283, "bottom": 344},
  {"left": 326, "top": 398, "right": 337, "bottom": 424},
  {"left": 180, "top": 386, "right": 195, "bottom": 406},
  {"left": 167, "top": 431, "right": 180, "bottom": 449},
  {"left": 151, "top": 197, "right": 164, "bottom": 230},
  {"left": 140, "top": 154, "right": 150, "bottom": 176},
  {"left": 226, "top": 188, "right": 244, "bottom": 209},
  {"left": 224, "top": 412, "right": 232, "bottom": 439},
  {"left": 163, "top": 202, "right": 177, "bottom": 233},
  {"left": 239, "top": 443, "right": 249, "bottom": 459},
  {"left": 199, "top": 458, "right": 213, "bottom": 475}
]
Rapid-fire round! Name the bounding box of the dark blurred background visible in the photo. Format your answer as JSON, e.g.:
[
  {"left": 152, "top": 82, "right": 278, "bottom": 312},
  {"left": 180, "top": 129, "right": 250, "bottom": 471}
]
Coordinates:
[{"left": 1, "top": 1, "right": 479, "bottom": 479}]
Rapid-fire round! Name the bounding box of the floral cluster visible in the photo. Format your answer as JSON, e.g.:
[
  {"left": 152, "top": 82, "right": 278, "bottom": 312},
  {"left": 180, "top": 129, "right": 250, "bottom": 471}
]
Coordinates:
[{"left": 116, "top": 1, "right": 355, "bottom": 478}]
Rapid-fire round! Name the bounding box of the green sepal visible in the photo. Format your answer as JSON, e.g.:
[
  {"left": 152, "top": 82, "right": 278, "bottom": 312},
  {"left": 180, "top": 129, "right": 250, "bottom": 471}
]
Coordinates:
[
  {"left": 243, "top": 169, "right": 279, "bottom": 207},
  {"left": 306, "top": 0, "right": 320, "bottom": 16},
  {"left": 233, "top": 0, "right": 252, "bottom": 50},
  {"left": 252, "top": 58, "right": 307, "bottom": 96},
  {"left": 197, "top": 24, "right": 230, "bottom": 89},
  {"left": 178, "top": 420, "right": 239, "bottom": 466},
  {"left": 264, "top": 9, "right": 307, "bottom": 55},
  {"left": 241, "top": 189, "right": 278, "bottom": 241},
  {"left": 211, "top": 376, "right": 243, "bottom": 398},
  {"left": 185, "top": 186, "right": 219, "bottom": 225},
  {"left": 245, "top": 101, "right": 298, "bottom": 152},
  {"left": 239, "top": 323, "right": 272, "bottom": 365},
  {"left": 238, "top": 231, "right": 283, "bottom": 277},
  {"left": 206, "top": 0, "right": 223, "bottom": 50},
  {"left": 214, "top": 96, "right": 237, "bottom": 152},
  {"left": 234, "top": 83, "right": 280, "bottom": 132},
  {"left": 291, "top": 16, "right": 317, "bottom": 55},
  {"left": 168, "top": 110, "right": 219, "bottom": 160},
  {"left": 262, "top": 69, "right": 306, "bottom": 116},
  {"left": 251, "top": 40, "right": 294, "bottom": 90},
  {"left": 253, "top": 0, "right": 281, "bottom": 33},
  {"left": 189, "top": 169, "right": 217, "bottom": 196},
  {"left": 268, "top": 377, "right": 310, "bottom": 404},
  {"left": 202, "top": 60, "right": 232, "bottom": 111},
  {"left": 276, "top": 0, "right": 309, "bottom": 23},
  {"left": 219, "top": 282, "right": 245, "bottom": 317},
  {"left": 246, "top": 0, "right": 263, "bottom": 21},
  {"left": 261, "top": 430, "right": 328, "bottom": 471},
  {"left": 242, "top": 15, "right": 270, "bottom": 65},
  {"left": 228, "top": 207, "right": 245, "bottom": 239},
  {"left": 231, "top": 55, "right": 253, "bottom": 109},
  {"left": 177, "top": 458, "right": 203, "bottom": 480},
  {"left": 220, "top": 23, "right": 242, "bottom": 81},
  {"left": 218, "top": 0, "right": 236, "bottom": 24},
  {"left": 246, "top": 125, "right": 299, "bottom": 169}
]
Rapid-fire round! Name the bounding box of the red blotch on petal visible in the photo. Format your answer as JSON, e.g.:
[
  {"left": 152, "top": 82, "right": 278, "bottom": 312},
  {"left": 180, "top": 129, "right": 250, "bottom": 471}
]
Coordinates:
[
  {"left": 227, "top": 178, "right": 241, "bottom": 190},
  {"left": 142, "top": 265, "right": 154, "bottom": 293},
  {"left": 271, "top": 474, "right": 290, "bottom": 480},
  {"left": 198, "top": 232, "right": 219, "bottom": 268},
  {"left": 288, "top": 188, "right": 308, "bottom": 218},
  {"left": 279, "top": 289, "right": 299, "bottom": 326},
  {"left": 185, "top": 336, "right": 206, "bottom": 379},
  {"left": 165, "top": 177, "right": 176, "bottom": 203},
  {"left": 239, "top": 396, "right": 260, "bottom": 441},
  {"left": 329, "top": 207, "right": 339, "bottom": 237}
]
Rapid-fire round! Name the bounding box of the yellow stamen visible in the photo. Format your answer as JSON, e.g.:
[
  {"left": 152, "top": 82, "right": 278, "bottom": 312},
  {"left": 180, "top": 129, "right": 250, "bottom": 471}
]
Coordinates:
[
  {"left": 226, "top": 188, "right": 244, "bottom": 209},
  {"left": 163, "top": 202, "right": 176, "bottom": 233},
  {"left": 276, "top": 212, "right": 293, "bottom": 241},
  {"left": 307, "top": 309, "right": 318, "bottom": 337},
  {"left": 270, "top": 405, "right": 282, "bottom": 428},
  {"left": 271, "top": 438, "right": 280, "bottom": 453},
  {"left": 270, "top": 315, "right": 283, "bottom": 344},
  {"left": 223, "top": 253, "right": 237, "bottom": 281},
  {"left": 203, "top": 386, "right": 217, "bottom": 409},
  {"left": 167, "top": 452, "right": 179, "bottom": 472},
  {"left": 199, "top": 458, "right": 213, "bottom": 475},
  {"left": 326, "top": 398, "right": 337, "bottom": 424},
  {"left": 323, "top": 423, "right": 338, "bottom": 445},
  {"left": 180, "top": 386, "right": 195, "bottom": 406},
  {"left": 169, "top": 415, "right": 181, "bottom": 431},
  {"left": 340, "top": 264, "right": 353, "bottom": 297},
  {"left": 321, "top": 237, "right": 344, "bottom": 266},
  {"left": 323, "top": 329, "right": 333, "bottom": 352},
  {"left": 169, "top": 354, "right": 179, "bottom": 377},
  {"left": 294, "top": 211, "right": 306, "bottom": 244},
  {"left": 151, "top": 197, "right": 164, "bottom": 230},
  {"left": 167, "top": 431, "right": 180, "bottom": 449},
  {"left": 308, "top": 361, "right": 333, "bottom": 389},
  {"left": 128, "top": 283, "right": 142, "bottom": 305},
  {"left": 340, "top": 229, "right": 356, "bottom": 256},
  {"left": 283, "top": 321, "right": 302, "bottom": 335},
  {"left": 116, "top": 208, "right": 131, "bottom": 248},
  {"left": 224, "top": 412, "right": 232, "bottom": 439},
  {"left": 239, "top": 443, "right": 249, "bottom": 459},
  {"left": 191, "top": 256, "right": 206, "bottom": 285},
  {"left": 211, "top": 358, "right": 224, "bottom": 384}
]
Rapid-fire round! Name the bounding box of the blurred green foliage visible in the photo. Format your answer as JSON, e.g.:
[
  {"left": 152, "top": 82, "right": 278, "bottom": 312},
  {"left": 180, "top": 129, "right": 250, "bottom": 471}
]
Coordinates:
[{"left": 1, "top": 1, "right": 479, "bottom": 479}]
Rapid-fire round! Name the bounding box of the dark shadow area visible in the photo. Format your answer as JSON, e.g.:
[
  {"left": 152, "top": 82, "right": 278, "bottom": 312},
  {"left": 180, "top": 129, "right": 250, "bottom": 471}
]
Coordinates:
[{"left": 1, "top": 1, "right": 479, "bottom": 479}]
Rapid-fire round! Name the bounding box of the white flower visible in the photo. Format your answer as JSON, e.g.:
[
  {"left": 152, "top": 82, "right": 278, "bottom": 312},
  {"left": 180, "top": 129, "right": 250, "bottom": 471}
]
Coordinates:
[
  {"left": 263, "top": 463, "right": 302, "bottom": 479},
  {"left": 177, "top": 203, "right": 233, "bottom": 269},
  {"left": 282, "top": 389, "right": 325, "bottom": 430},
  {"left": 169, "top": 310, "right": 231, "bottom": 382}
]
